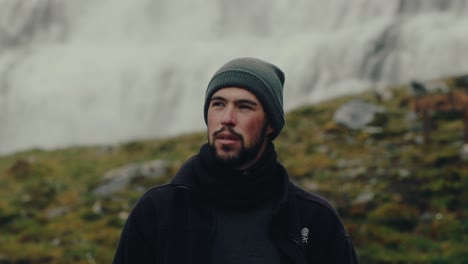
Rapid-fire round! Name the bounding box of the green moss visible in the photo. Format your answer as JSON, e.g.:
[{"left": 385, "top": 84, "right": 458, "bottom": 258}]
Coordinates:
[
  {"left": 368, "top": 202, "right": 420, "bottom": 231},
  {"left": 0, "top": 76, "right": 467, "bottom": 263}
]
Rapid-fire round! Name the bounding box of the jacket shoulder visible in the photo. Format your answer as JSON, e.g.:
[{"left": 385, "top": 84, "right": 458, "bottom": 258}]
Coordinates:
[
  {"left": 135, "top": 183, "right": 181, "bottom": 209},
  {"left": 289, "top": 182, "right": 347, "bottom": 233},
  {"left": 290, "top": 182, "right": 340, "bottom": 216},
  {"left": 131, "top": 154, "right": 198, "bottom": 216},
  {"left": 289, "top": 183, "right": 359, "bottom": 263}
]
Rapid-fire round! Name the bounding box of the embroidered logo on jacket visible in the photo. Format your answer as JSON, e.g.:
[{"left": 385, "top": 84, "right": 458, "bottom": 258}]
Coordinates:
[{"left": 301, "top": 227, "right": 309, "bottom": 244}]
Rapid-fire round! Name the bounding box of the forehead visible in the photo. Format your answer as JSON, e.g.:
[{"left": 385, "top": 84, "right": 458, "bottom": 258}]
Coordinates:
[{"left": 211, "top": 87, "right": 260, "bottom": 103}]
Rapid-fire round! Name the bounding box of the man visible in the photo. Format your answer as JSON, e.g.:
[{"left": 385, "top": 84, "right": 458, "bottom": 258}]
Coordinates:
[{"left": 113, "top": 57, "right": 359, "bottom": 263}]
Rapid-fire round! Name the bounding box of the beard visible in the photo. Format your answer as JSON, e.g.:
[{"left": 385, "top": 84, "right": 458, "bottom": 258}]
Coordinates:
[{"left": 209, "top": 123, "right": 269, "bottom": 167}]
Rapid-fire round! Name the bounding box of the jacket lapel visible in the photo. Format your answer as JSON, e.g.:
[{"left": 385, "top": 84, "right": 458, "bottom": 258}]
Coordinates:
[
  {"left": 165, "top": 186, "right": 214, "bottom": 264},
  {"left": 271, "top": 181, "right": 308, "bottom": 264}
]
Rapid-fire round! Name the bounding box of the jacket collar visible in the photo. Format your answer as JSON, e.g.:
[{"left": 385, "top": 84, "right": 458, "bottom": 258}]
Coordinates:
[
  {"left": 272, "top": 179, "right": 308, "bottom": 264},
  {"left": 171, "top": 155, "right": 198, "bottom": 188},
  {"left": 171, "top": 154, "right": 290, "bottom": 204}
]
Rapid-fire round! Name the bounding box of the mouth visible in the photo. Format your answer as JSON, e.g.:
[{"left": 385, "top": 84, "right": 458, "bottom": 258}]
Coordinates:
[{"left": 215, "top": 133, "right": 240, "bottom": 144}]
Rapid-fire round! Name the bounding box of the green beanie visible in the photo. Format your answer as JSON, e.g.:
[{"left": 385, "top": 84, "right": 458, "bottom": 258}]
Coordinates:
[{"left": 204, "top": 57, "right": 285, "bottom": 140}]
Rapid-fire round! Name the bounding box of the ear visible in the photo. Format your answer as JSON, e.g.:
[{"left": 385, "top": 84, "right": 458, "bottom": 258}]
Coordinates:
[{"left": 266, "top": 124, "right": 274, "bottom": 136}]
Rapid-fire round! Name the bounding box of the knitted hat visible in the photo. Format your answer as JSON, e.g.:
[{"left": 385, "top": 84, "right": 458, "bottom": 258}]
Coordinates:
[{"left": 204, "top": 57, "right": 285, "bottom": 140}]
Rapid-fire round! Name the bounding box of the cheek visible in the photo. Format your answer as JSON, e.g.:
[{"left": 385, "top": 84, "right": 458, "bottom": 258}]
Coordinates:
[
  {"left": 243, "top": 118, "right": 266, "bottom": 138},
  {"left": 207, "top": 113, "right": 219, "bottom": 136}
]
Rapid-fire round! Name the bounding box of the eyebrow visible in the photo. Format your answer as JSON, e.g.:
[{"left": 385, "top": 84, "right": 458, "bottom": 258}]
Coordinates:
[{"left": 211, "top": 96, "right": 258, "bottom": 107}]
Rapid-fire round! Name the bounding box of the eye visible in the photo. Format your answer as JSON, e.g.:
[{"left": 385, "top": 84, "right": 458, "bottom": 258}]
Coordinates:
[
  {"left": 239, "top": 104, "right": 253, "bottom": 110},
  {"left": 211, "top": 101, "right": 224, "bottom": 108}
]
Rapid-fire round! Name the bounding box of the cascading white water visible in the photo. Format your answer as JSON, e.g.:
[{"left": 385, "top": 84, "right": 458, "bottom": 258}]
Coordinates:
[{"left": 1, "top": 0, "right": 468, "bottom": 155}]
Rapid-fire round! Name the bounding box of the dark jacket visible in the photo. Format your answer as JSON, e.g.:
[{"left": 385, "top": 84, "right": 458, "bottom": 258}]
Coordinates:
[{"left": 113, "top": 156, "right": 359, "bottom": 263}]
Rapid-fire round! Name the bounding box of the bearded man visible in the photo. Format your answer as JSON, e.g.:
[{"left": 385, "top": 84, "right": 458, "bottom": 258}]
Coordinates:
[{"left": 113, "top": 57, "right": 359, "bottom": 264}]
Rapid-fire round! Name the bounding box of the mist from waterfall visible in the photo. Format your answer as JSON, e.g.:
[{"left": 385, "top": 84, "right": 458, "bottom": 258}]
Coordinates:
[{"left": 1, "top": 0, "right": 468, "bottom": 155}]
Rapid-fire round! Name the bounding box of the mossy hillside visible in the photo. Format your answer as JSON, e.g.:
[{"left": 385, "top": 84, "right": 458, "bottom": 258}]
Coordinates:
[{"left": 0, "top": 82, "right": 467, "bottom": 263}]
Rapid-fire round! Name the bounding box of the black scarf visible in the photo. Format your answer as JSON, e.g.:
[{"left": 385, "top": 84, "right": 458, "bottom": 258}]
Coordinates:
[{"left": 192, "top": 142, "right": 285, "bottom": 209}]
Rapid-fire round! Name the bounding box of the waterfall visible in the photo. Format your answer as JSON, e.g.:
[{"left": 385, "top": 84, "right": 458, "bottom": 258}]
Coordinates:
[{"left": 1, "top": 0, "right": 468, "bottom": 155}]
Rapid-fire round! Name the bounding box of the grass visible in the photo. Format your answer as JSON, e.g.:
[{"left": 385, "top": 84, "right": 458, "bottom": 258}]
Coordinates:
[{"left": 0, "top": 79, "right": 467, "bottom": 263}]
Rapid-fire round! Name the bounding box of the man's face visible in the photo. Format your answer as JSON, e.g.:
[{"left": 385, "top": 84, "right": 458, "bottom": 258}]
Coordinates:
[{"left": 207, "top": 87, "right": 273, "bottom": 169}]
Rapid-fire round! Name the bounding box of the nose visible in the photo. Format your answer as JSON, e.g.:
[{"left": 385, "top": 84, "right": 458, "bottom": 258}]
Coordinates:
[{"left": 221, "top": 107, "right": 236, "bottom": 127}]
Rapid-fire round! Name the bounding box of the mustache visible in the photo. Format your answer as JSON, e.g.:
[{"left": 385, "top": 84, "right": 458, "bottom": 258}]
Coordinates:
[{"left": 213, "top": 127, "right": 243, "bottom": 140}]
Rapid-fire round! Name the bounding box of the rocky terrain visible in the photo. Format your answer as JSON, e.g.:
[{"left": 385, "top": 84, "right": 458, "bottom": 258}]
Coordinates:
[{"left": 0, "top": 77, "right": 467, "bottom": 263}]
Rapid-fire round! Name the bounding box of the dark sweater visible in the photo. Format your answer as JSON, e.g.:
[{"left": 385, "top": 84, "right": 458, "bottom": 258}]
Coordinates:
[{"left": 211, "top": 203, "right": 290, "bottom": 264}]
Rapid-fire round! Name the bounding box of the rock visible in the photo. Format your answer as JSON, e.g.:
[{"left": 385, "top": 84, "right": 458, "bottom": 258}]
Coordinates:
[
  {"left": 375, "top": 87, "right": 394, "bottom": 102},
  {"left": 92, "top": 202, "right": 102, "bottom": 214},
  {"left": 420, "top": 212, "right": 435, "bottom": 222},
  {"left": 302, "top": 180, "right": 319, "bottom": 191},
  {"left": 336, "top": 159, "right": 361, "bottom": 169},
  {"left": 398, "top": 168, "right": 411, "bottom": 178},
  {"left": 139, "top": 160, "right": 167, "bottom": 178},
  {"left": 51, "top": 238, "right": 61, "bottom": 247},
  {"left": 336, "top": 159, "right": 366, "bottom": 178},
  {"left": 409, "top": 80, "right": 449, "bottom": 95},
  {"left": 344, "top": 167, "right": 367, "bottom": 179},
  {"left": 461, "top": 144, "right": 468, "bottom": 161},
  {"left": 45, "top": 207, "right": 70, "bottom": 219},
  {"left": 118, "top": 211, "right": 129, "bottom": 220},
  {"left": 315, "top": 145, "right": 330, "bottom": 154},
  {"left": 93, "top": 164, "right": 139, "bottom": 197},
  {"left": 454, "top": 74, "right": 468, "bottom": 87},
  {"left": 405, "top": 112, "right": 423, "bottom": 132},
  {"left": 353, "top": 191, "right": 375, "bottom": 205},
  {"left": 93, "top": 159, "right": 168, "bottom": 197},
  {"left": 414, "top": 135, "right": 424, "bottom": 145},
  {"left": 409, "top": 81, "right": 427, "bottom": 96},
  {"left": 333, "top": 99, "right": 386, "bottom": 130}
]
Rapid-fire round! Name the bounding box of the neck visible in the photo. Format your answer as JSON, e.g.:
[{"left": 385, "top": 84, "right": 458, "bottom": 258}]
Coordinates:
[
  {"left": 193, "top": 141, "right": 284, "bottom": 209},
  {"left": 236, "top": 139, "right": 270, "bottom": 171}
]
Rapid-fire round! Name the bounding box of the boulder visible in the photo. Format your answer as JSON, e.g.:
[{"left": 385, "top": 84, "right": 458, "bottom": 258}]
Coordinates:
[
  {"left": 461, "top": 144, "right": 468, "bottom": 161},
  {"left": 93, "top": 160, "right": 168, "bottom": 197},
  {"left": 333, "top": 99, "right": 386, "bottom": 130}
]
